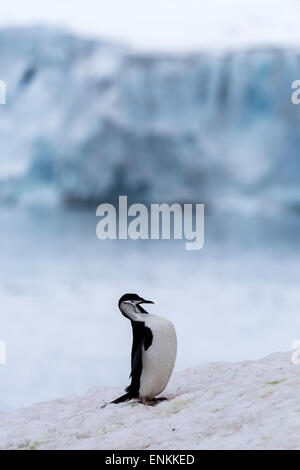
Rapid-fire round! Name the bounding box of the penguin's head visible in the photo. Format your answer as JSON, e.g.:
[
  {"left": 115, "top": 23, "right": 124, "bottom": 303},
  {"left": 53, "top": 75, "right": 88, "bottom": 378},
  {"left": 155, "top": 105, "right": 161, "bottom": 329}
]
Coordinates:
[{"left": 118, "top": 293, "right": 154, "bottom": 319}]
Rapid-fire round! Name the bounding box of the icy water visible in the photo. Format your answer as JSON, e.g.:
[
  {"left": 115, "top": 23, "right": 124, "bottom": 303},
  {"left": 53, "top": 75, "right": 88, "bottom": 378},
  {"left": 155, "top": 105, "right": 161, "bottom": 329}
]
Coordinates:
[{"left": 1, "top": 207, "right": 300, "bottom": 411}]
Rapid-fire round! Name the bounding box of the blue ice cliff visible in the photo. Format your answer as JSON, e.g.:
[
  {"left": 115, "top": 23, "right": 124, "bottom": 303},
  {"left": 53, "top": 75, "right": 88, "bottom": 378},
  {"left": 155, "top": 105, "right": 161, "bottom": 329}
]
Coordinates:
[{"left": 0, "top": 27, "right": 300, "bottom": 211}]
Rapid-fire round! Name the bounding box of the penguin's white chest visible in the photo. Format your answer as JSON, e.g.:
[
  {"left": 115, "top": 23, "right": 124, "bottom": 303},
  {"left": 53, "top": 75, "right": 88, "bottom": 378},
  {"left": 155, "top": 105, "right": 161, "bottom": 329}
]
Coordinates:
[{"left": 139, "top": 314, "right": 177, "bottom": 399}]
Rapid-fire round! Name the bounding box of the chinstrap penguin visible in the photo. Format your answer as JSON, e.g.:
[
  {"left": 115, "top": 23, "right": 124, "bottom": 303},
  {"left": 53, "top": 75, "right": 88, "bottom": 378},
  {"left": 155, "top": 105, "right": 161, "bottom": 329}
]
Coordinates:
[{"left": 111, "top": 293, "right": 177, "bottom": 406}]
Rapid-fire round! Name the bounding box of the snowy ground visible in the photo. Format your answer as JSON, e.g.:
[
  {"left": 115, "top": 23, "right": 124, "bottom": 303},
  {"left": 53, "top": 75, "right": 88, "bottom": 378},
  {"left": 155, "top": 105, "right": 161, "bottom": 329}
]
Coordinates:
[{"left": 1, "top": 351, "right": 299, "bottom": 450}]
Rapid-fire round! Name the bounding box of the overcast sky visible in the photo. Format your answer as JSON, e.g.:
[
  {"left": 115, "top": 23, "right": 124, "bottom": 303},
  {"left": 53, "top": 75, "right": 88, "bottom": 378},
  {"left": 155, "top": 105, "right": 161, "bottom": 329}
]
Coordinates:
[{"left": 0, "top": 0, "right": 300, "bottom": 51}]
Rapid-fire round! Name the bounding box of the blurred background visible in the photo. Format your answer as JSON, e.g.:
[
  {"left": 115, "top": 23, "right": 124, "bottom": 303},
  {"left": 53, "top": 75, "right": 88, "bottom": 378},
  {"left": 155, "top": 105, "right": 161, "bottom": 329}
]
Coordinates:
[{"left": 1, "top": 0, "right": 300, "bottom": 412}]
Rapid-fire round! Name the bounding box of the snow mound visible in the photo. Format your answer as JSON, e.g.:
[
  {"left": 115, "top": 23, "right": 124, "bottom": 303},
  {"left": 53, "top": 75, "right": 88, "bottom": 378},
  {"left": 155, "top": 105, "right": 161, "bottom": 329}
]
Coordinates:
[{"left": 0, "top": 351, "right": 299, "bottom": 450}]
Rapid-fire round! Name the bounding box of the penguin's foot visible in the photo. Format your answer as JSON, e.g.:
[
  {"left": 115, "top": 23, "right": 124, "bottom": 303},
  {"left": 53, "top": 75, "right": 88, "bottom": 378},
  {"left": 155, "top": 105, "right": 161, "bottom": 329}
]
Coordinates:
[
  {"left": 140, "top": 397, "right": 156, "bottom": 406},
  {"left": 140, "top": 397, "right": 168, "bottom": 406}
]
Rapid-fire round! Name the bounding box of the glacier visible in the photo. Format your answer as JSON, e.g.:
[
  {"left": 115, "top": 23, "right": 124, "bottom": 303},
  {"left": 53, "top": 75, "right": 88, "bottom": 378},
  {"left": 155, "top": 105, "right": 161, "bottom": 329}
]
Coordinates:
[{"left": 0, "top": 27, "right": 300, "bottom": 210}]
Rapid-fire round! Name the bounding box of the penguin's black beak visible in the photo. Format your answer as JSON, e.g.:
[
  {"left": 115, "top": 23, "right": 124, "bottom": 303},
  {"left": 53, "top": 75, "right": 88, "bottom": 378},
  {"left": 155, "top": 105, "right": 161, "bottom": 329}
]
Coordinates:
[{"left": 139, "top": 299, "right": 154, "bottom": 305}]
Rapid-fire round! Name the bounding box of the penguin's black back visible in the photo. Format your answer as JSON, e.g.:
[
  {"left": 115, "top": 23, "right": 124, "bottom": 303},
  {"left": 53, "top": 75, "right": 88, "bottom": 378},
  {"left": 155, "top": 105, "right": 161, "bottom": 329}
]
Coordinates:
[
  {"left": 110, "top": 318, "right": 153, "bottom": 404},
  {"left": 126, "top": 321, "right": 153, "bottom": 397}
]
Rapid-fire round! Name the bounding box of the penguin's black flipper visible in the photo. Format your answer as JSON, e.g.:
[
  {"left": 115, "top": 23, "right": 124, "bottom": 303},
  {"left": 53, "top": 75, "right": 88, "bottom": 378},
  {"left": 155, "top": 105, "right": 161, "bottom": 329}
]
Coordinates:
[{"left": 129, "top": 339, "right": 143, "bottom": 379}]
